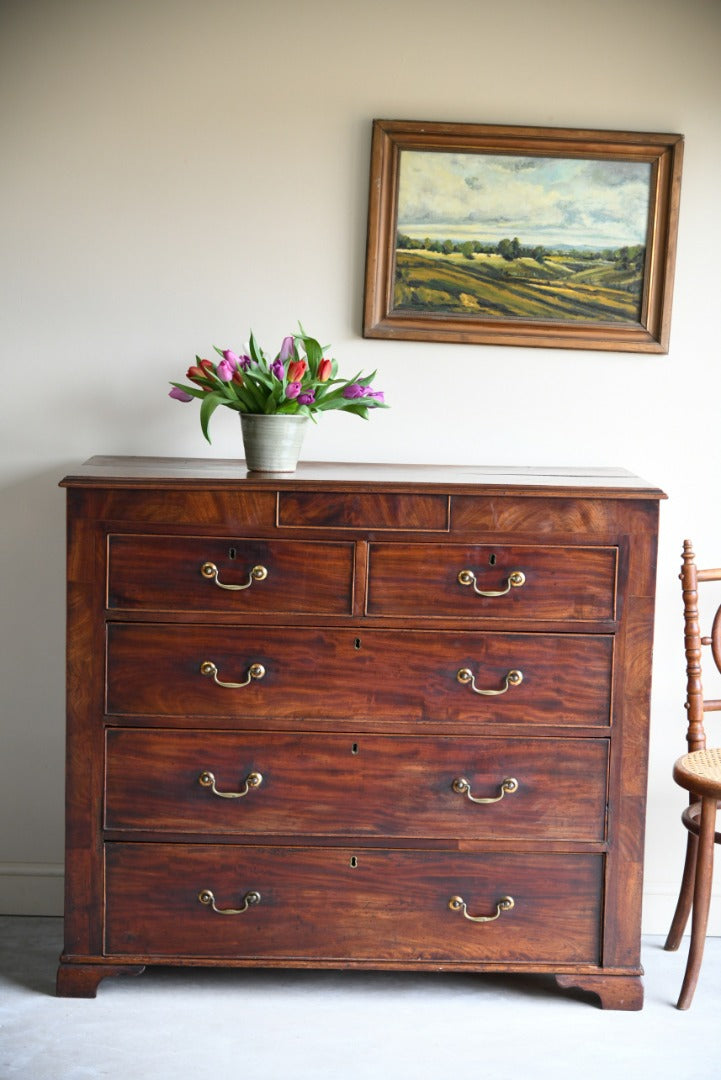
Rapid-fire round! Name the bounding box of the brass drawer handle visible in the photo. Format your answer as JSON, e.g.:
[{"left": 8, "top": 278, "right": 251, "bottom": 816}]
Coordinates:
[
  {"left": 198, "top": 888, "right": 261, "bottom": 915},
  {"left": 200, "top": 561, "right": 268, "bottom": 591},
  {"left": 448, "top": 895, "right": 515, "bottom": 923},
  {"left": 456, "top": 668, "right": 523, "bottom": 695},
  {"left": 452, "top": 776, "right": 519, "bottom": 804},
  {"left": 198, "top": 770, "right": 263, "bottom": 798},
  {"left": 457, "top": 568, "right": 525, "bottom": 597},
  {"left": 200, "top": 660, "right": 266, "bottom": 688}
]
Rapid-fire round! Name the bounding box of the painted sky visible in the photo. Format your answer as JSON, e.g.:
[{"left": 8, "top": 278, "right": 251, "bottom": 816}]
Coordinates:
[{"left": 397, "top": 150, "right": 652, "bottom": 249}]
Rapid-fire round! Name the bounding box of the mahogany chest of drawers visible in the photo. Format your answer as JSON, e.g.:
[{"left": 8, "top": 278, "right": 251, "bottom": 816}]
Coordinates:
[{"left": 57, "top": 457, "right": 663, "bottom": 1007}]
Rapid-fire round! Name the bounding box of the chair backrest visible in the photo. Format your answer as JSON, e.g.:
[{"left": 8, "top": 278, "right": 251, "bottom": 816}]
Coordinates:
[{"left": 681, "top": 539, "right": 721, "bottom": 752}]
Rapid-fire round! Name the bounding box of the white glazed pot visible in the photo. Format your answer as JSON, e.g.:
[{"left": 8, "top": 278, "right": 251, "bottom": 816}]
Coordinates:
[{"left": 240, "top": 413, "right": 309, "bottom": 472}]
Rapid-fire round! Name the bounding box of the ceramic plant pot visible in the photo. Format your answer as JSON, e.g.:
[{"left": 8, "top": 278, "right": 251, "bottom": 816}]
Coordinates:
[{"left": 240, "top": 413, "right": 309, "bottom": 472}]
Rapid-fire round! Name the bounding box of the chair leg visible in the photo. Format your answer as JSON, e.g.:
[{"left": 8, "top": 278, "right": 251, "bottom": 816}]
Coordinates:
[
  {"left": 665, "top": 831, "right": 698, "bottom": 950},
  {"left": 677, "top": 796, "right": 716, "bottom": 1009}
]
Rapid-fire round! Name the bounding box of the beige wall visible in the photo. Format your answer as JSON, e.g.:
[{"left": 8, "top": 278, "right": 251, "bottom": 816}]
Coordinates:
[{"left": 2, "top": 0, "right": 720, "bottom": 932}]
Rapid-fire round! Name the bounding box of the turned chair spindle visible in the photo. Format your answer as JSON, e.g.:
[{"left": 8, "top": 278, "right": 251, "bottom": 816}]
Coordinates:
[{"left": 664, "top": 539, "right": 721, "bottom": 1009}]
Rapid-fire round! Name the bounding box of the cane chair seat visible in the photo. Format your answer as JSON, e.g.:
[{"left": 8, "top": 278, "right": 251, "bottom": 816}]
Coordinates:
[{"left": 674, "top": 749, "right": 721, "bottom": 798}]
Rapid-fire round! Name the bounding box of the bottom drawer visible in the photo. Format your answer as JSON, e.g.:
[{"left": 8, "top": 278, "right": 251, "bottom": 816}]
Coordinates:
[{"left": 105, "top": 843, "right": 603, "bottom": 964}]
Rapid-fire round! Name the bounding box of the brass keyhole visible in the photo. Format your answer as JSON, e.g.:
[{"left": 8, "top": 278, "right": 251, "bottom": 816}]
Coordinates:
[
  {"left": 489, "top": 553, "right": 497, "bottom": 566},
  {"left": 350, "top": 856, "right": 358, "bottom": 868}
]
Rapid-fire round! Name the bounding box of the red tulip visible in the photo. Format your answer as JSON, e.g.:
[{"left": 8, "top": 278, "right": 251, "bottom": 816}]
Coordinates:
[
  {"left": 318, "top": 358, "right": 332, "bottom": 382},
  {"left": 288, "top": 359, "right": 307, "bottom": 382},
  {"left": 186, "top": 359, "right": 214, "bottom": 385}
]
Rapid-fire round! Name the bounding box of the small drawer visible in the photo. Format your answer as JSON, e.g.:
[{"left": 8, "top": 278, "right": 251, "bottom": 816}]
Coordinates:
[
  {"left": 105, "top": 730, "right": 609, "bottom": 841},
  {"left": 106, "top": 625, "right": 613, "bottom": 728},
  {"left": 107, "top": 535, "right": 355, "bottom": 615},
  {"left": 277, "top": 491, "right": 449, "bottom": 531},
  {"left": 451, "top": 494, "right": 622, "bottom": 536},
  {"left": 104, "top": 843, "right": 603, "bottom": 963},
  {"left": 367, "top": 543, "right": 617, "bottom": 621}
]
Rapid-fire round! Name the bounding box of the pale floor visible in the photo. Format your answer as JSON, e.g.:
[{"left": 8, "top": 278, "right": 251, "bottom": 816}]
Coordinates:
[{"left": 1, "top": 917, "right": 720, "bottom": 1080}]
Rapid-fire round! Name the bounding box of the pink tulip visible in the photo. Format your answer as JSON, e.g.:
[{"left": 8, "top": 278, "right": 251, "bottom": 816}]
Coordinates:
[
  {"left": 279, "top": 336, "right": 295, "bottom": 362},
  {"left": 216, "top": 358, "right": 235, "bottom": 381}
]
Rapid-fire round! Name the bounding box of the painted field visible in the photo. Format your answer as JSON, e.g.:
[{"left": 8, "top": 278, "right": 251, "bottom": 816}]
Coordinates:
[{"left": 393, "top": 250, "right": 644, "bottom": 323}]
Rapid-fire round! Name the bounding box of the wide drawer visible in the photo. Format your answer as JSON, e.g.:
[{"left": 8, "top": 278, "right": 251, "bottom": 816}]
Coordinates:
[
  {"left": 104, "top": 730, "right": 609, "bottom": 841},
  {"left": 106, "top": 625, "right": 614, "bottom": 728},
  {"left": 107, "top": 535, "right": 355, "bottom": 615},
  {"left": 367, "top": 543, "right": 617, "bottom": 621},
  {"left": 104, "top": 843, "right": 603, "bottom": 963}
]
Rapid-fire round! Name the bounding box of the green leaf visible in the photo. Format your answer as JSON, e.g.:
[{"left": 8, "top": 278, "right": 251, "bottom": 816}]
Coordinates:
[
  {"left": 237, "top": 378, "right": 266, "bottom": 413},
  {"left": 312, "top": 388, "right": 346, "bottom": 411},
  {"left": 275, "top": 400, "right": 300, "bottom": 414},
  {"left": 199, "top": 391, "right": 225, "bottom": 443},
  {"left": 357, "top": 369, "right": 378, "bottom": 387},
  {"left": 246, "top": 368, "right": 275, "bottom": 393},
  {"left": 339, "top": 402, "right": 370, "bottom": 419},
  {"left": 296, "top": 333, "right": 322, "bottom": 367},
  {"left": 248, "top": 331, "right": 264, "bottom": 365},
  {"left": 263, "top": 383, "right": 283, "bottom": 414},
  {"left": 170, "top": 382, "right": 207, "bottom": 400}
]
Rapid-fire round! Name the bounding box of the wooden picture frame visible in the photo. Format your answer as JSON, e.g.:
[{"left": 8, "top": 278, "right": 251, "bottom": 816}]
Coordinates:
[{"left": 363, "top": 119, "right": 683, "bottom": 353}]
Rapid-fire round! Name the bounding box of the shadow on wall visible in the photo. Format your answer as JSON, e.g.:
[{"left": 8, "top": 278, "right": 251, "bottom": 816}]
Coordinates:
[{"left": 0, "top": 467, "right": 73, "bottom": 862}]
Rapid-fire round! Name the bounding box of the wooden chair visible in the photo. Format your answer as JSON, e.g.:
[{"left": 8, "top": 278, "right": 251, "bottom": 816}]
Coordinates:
[{"left": 664, "top": 539, "right": 721, "bottom": 1009}]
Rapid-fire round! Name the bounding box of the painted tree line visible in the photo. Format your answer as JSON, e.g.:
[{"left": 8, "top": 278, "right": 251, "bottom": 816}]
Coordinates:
[{"left": 396, "top": 232, "right": 645, "bottom": 269}]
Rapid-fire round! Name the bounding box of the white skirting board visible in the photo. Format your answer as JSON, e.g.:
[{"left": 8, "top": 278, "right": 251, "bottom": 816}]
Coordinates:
[{"left": 1, "top": 865, "right": 720, "bottom": 934}]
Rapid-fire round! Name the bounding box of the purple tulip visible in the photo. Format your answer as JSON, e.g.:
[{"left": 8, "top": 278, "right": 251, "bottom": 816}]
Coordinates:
[
  {"left": 216, "top": 358, "right": 235, "bottom": 381},
  {"left": 342, "top": 383, "right": 365, "bottom": 399},
  {"left": 279, "top": 335, "right": 295, "bottom": 362},
  {"left": 270, "top": 359, "right": 284, "bottom": 380},
  {"left": 169, "top": 387, "right": 194, "bottom": 402},
  {"left": 238, "top": 354, "right": 252, "bottom": 370},
  {"left": 285, "top": 381, "right": 302, "bottom": 399},
  {"left": 298, "top": 390, "right": 315, "bottom": 405},
  {"left": 343, "top": 383, "right": 384, "bottom": 402}
]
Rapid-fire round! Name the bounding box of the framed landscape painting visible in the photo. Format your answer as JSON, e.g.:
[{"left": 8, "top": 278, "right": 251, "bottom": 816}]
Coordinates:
[{"left": 363, "top": 119, "right": 683, "bottom": 352}]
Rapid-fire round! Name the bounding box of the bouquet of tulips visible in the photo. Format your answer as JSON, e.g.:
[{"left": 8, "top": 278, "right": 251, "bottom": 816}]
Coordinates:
[{"left": 169, "top": 328, "right": 386, "bottom": 442}]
